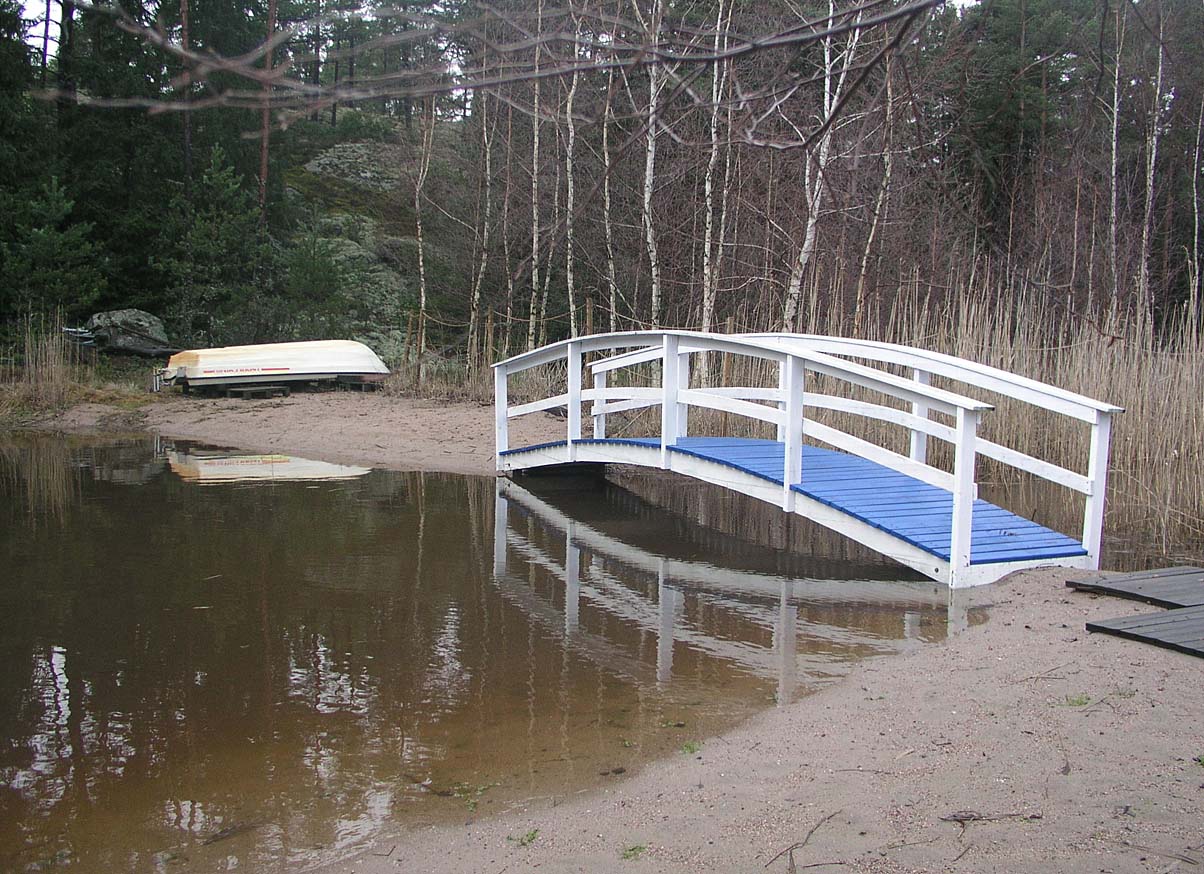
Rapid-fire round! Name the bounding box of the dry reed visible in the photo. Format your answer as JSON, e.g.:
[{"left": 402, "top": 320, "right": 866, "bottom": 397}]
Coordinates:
[{"left": 0, "top": 315, "right": 94, "bottom": 419}]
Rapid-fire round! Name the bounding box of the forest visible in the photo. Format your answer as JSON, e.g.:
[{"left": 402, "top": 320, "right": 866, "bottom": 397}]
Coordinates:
[
  {"left": 2, "top": 0, "right": 1203, "bottom": 551},
  {"left": 1, "top": 0, "right": 1201, "bottom": 354}
]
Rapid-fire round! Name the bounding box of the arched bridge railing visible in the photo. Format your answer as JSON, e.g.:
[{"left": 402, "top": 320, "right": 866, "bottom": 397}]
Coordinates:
[{"left": 493, "top": 331, "right": 1123, "bottom": 586}]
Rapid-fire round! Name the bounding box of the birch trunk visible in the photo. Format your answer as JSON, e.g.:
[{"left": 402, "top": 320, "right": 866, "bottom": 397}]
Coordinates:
[
  {"left": 467, "top": 90, "right": 495, "bottom": 366},
  {"left": 853, "top": 62, "right": 893, "bottom": 336},
  {"left": 502, "top": 106, "right": 516, "bottom": 356},
  {"left": 781, "top": 1, "right": 861, "bottom": 330},
  {"left": 640, "top": 0, "right": 665, "bottom": 326},
  {"left": 413, "top": 97, "right": 434, "bottom": 384},
  {"left": 1190, "top": 90, "right": 1203, "bottom": 334},
  {"left": 564, "top": 18, "right": 581, "bottom": 336},
  {"left": 526, "top": 0, "right": 543, "bottom": 351},
  {"left": 699, "top": 0, "right": 729, "bottom": 345},
  {"left": 1108, "top": 2, "right": 1125, "bottom": 306},
  {"left": 1137, "top": 14, "right": 1164, "bottom": 331},
  {"left": 602, "top": 67, "right": 619, "bottom": 332}
]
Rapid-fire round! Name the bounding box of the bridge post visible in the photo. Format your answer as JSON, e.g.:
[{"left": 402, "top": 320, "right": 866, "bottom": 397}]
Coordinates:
[
  {"left": 567, "top": 341, "right": 582, "bottom": 461},
  {"left": 592, "top": 370, "right": 608, "bottom": 438},
  {"left": 775, "top": 361, "right": 787, "bottom": 443},
  {"left": 677, "top": 348, "right": 691, "bottom": 438},
  {"left": 661, "top": 333, "right": 680, "bottom": 468},
  {"left": 909, "top": 369, "right": 931, "bottom": 464},
  {"left": 494, "top": 364, "right": 509, "bottom": 469},
  {"left": 781, "top": 354, "right": 805, "bottom": 511},
  {"left": 1082, "top": 411, "right": 1113, "bottom": 568},
  {"left": 949, "top": 408, "right": 979, "bottom": 587}
]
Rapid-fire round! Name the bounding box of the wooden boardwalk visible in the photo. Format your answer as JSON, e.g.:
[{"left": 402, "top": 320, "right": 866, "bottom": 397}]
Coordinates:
[
  {"left": 494, "top": 331, "right": 1122, "bottom": 588},
  {"left": 1067, "top": 566, "right": 1204, "bottom": 608},
  {"left": 1070, "top": 566, "right": 1204, "bottom": 659},
  {"left": 1086, "top": 606, "right": 1204, "bottom": 658}
]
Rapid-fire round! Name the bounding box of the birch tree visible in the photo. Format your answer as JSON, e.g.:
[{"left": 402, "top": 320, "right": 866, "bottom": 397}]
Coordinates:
[
  {"left": 467, "top": 88, "right": 495, "bottom": 366},
  {"left": 781, "top": 0, "right": 862, "bottom": 331},
  {"left": 634, "top": 0, "right": 666, "bottom": 326},
  {"left": 1137, "top": 11, "right": 1165, "bottom": 329},
  {"left": 412, "top": 96, "right": 435, "bottom": 382},
  {"left": 564, "top": 16, "right": 581, "bottom": 336},
  {"left": 699, "top": 0, "right": 730, "bottom": 345}
]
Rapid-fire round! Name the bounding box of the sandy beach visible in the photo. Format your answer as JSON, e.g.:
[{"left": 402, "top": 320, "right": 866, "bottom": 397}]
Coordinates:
[{"left": 34, "top": 392, "right": 1204, "bottom": 873}]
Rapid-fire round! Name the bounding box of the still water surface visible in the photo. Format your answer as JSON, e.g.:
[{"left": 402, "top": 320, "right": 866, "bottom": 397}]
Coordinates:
[{"left": 1, "top": 435, "right": 961, "bottom": 872}]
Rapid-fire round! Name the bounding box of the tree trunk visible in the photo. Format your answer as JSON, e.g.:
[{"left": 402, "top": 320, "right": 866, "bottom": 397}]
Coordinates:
[
  {"left": 564, "top": 18, "right": 581, "bottom": 337},
  {"left": 853, "top": 61, "right": 893, "bottom": 336},
  {"left": 526, "top": 0, "right": 543, "bottom": 350},
  {"left": 1108, "top": 1, "right": 1125, "bottom": 306},
  {"left": 602, "top": 66, "right": 619, "bottom": 332},
  {"left": 782, "top": 1, "right": 861, "bottom": 330},
  {"left": 468, "top": 89, "right": 495, "bottom": 365},
  {"left": 502, "top": 105, "right": 515, "bottom": 356},
  {"left": 181, "top": 0, "right": 192, "bottom": 195},
  {"left": 40, "top": 0, "right": 51, "bottom": 88},
  {"left": 1190, "top": 90, "right": 1203, "bottom": 336},
  {"left": 699, "top": 0, "right": 729, "bottom": 382},
  {"left": 258, "top": 0, "right": 277, "bottom": 220},
  {"left": 413, "top": 97, "right": 435, "bottom": 384},
  {"left": 1137, "top": 13, "right": 1165, "bottom": 332},
  {"left": 330, "top": 28, "right": 340, "bottom": 126}
]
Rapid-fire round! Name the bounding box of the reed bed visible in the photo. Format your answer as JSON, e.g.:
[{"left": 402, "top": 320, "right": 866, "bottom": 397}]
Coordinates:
[{"left": 0, "top": 315, "right": 94, "bottom": 420}]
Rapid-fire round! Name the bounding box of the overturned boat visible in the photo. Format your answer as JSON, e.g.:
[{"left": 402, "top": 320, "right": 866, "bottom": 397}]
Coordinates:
[{"left": 157, "top": 340, "right": 389, "bottom": 391}]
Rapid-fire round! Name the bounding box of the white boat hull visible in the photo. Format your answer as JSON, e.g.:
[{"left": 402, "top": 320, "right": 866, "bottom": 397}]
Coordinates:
[{"left": 159, "top": 340, "right": 389, "bottom": 389}]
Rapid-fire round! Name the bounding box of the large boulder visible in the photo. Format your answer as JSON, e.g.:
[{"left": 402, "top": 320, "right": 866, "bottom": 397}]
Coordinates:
[
  {"left": 303, "top": 143, "right": 405, "bottom": 192},
  {"left": 85, "top": 309, "right": 176, "bottom": 357}
]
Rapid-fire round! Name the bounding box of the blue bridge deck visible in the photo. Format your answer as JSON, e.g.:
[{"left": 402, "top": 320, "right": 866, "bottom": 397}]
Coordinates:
[{"left": 502, "top": 437, "right": 1087, "bottom": 567}]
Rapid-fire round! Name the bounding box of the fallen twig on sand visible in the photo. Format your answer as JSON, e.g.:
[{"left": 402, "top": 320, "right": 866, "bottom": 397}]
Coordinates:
[
  {"left": 765, "top": 810, "right": 842, "bottom": 869},
  {"left": 940, "top": 810, "right": 1042, "bottom": 824},
  {"left": 1012, "top": 662, "right": 1077, "bottom": 683},
  {"left": 1095, "top": 837, "right": 1199, "bottom": 865}
]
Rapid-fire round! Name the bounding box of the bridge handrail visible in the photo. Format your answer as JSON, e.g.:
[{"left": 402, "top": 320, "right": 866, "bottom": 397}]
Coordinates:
[
  {"left": 494, "top": 330, "right": 1120, "bottom": 577},
  {"left": 740, "top": 333, "right": 1124, "bottom": 422}
]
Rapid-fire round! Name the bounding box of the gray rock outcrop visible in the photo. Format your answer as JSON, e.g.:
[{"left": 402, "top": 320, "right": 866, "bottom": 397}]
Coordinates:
[{"left": 85, "top": 309, "right": 176, "bottom": 356}]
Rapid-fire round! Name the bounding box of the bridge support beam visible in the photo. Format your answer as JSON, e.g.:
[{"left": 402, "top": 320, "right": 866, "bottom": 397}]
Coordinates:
[
  {"left": 1082, "top": 411, "right": 1112, "bottom": 569},
  {"left": 781, "top": 355, "right": 804, "bottom": 512},
  {"left": 660, "top": 334, "right": 681, "bottom": 468}
]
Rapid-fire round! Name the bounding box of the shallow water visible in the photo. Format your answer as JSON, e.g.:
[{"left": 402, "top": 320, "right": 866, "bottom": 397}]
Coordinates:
[{"left": 1, "top": 435, "right": 961, "bottom": 872}]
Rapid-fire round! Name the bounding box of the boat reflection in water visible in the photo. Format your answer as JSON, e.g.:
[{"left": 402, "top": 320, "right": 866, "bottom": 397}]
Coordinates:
[
  {"left": 167, "top": 447, "right": 372, "bottom": 483},
  {"left": 494, "top": 475, "right": 972, "bottom": 708}
]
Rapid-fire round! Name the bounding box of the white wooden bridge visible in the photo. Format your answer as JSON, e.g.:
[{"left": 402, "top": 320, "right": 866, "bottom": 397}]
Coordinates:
[{"left": 494, "top": 331, "right": 1123, "bottom": 588}]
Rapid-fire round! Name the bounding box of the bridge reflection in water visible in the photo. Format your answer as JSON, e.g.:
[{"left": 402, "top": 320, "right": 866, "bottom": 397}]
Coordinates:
[{"left": 494, "top": 475, "right": 976, "bottom": 706}]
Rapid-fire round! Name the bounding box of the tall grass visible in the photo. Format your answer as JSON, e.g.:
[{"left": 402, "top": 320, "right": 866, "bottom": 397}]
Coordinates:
[
  {"left": 0, "top": 316, "right": 157, "bottom": 424},
  {"left": 0, "top": 315, "right": 89, "bottom": 420}
]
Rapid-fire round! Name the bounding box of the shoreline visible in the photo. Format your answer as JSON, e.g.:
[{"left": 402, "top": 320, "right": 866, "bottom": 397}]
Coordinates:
[{"left": 22, "top": 394, "right": 1204, "bottom": 872}]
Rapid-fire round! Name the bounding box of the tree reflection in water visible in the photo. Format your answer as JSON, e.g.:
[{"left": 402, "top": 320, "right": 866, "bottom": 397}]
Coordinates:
[{"left": 0, "top": 436, "right": 970, "bottom": 873}]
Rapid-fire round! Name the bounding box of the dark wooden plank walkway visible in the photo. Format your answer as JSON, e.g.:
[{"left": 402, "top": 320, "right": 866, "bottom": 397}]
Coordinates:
[
  {"left": 503, "top": 437, "right": 1087, "bottom": 566},
  {"left": 1067, "top": 566, "right": 1204, "bottom": 608},
  {"left": 1086, "top": 605, "right": 1204, "bottom": 658}
]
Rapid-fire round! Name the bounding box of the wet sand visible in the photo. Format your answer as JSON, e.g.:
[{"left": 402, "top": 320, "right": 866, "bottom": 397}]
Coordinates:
[{"left": 35, "top": 393, "right": 1204, "bottom": 872}]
